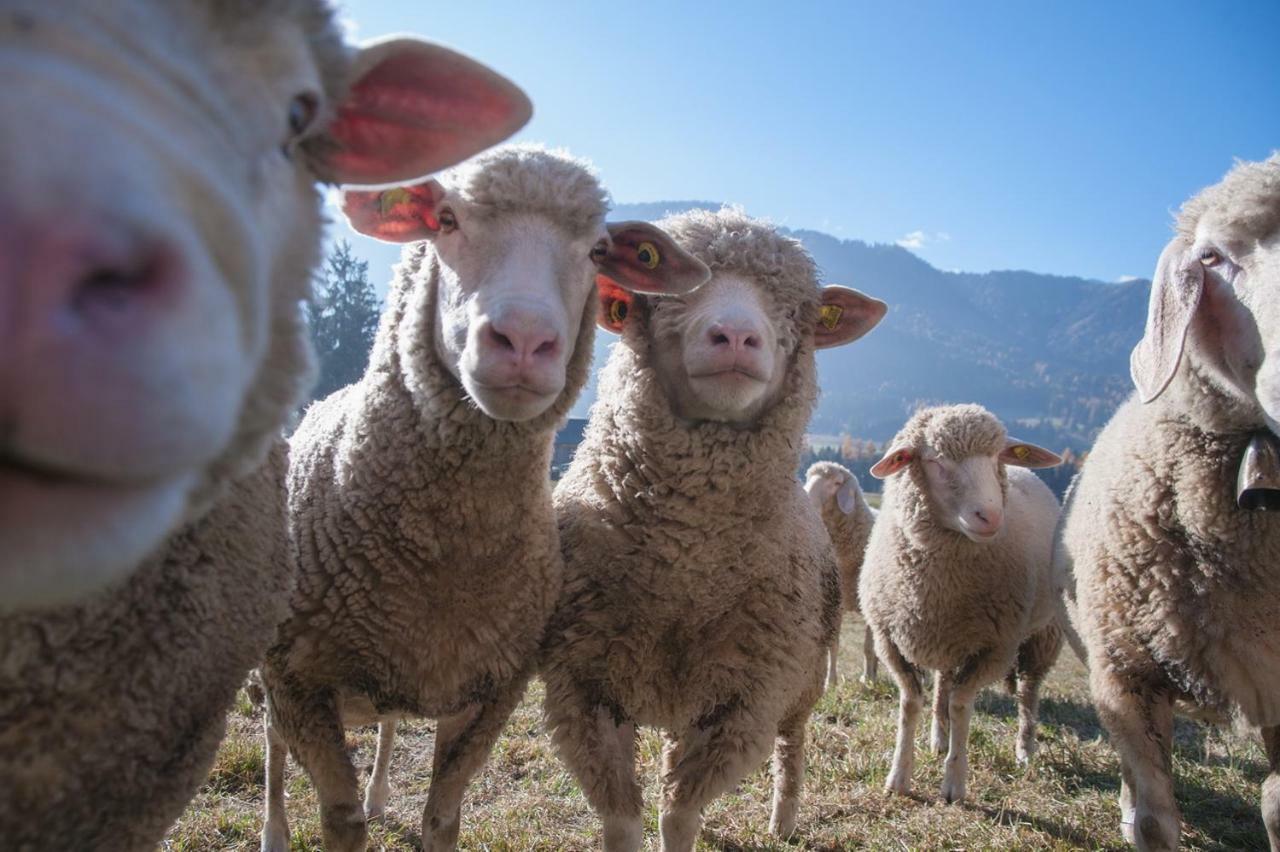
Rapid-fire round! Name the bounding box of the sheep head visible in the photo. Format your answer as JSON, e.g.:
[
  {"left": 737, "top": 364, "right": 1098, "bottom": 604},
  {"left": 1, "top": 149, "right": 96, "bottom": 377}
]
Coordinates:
[
  {"left": 871, "top": 405, "right": 1059, "bottom": 543},
  {"left": 0, "top": 1, "right": 531, "bottom": 610},
  {"left": 1131, "top": 154, "right": 1280, "bottom": 435}
]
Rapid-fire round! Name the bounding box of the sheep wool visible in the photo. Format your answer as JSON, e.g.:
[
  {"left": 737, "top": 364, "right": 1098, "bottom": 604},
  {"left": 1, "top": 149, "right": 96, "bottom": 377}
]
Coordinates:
[
  {"left": 1059, "top": 154, "right": 1280, "bottom": 850},
  {"left": 542, "top": 209, "right": 843, "bottom": 849},
  {"left": 261, "top": 146, "right": 610, "bottom": 851},
  {"left": 860, "top": 404, "right": 1062, "bottom": 802}
]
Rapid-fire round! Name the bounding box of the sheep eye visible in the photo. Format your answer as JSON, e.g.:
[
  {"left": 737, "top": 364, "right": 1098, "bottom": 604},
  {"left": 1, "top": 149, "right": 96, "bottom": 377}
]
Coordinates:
[
  {"left": 1199, "top": 248, "right": 1223, "bottom": 267},
  {"left": 590, "top": 240, "right": 609, "bottom": 262},
  {"left": 636, "top": 241, "right": 661, "bottom": 270},
  {"left": 287, "top": 93, "right": 319, "bottom": 139},
  {"left": 438, "top": 208, "right": 458, "bottom": 233}
]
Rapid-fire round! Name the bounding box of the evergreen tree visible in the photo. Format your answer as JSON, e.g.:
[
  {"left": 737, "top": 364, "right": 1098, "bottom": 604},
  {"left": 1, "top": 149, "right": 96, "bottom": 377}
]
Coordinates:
[{"left": 307, "top": 240, "right": 381, "bottom": 402}]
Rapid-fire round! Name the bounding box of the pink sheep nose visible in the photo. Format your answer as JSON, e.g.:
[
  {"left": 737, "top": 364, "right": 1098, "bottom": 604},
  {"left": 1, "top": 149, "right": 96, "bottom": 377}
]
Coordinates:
[
  {"left": 0, "top": 212, "right": 184, "bottom": 363},
  {"left": 969, "top": 507, "right": 1004, "bottom": 535},
  {"left": 480, "top": 307, "right": 561, "bottom": 370},
  {"left": 707, "top": 321, "right": 762, "bottom": 352}
]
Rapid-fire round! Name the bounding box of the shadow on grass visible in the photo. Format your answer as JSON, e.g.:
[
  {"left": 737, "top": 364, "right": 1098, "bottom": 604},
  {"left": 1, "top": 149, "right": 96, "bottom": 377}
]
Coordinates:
[{"left": 973, "top": 688, "right": 1106, "bottom": 742}]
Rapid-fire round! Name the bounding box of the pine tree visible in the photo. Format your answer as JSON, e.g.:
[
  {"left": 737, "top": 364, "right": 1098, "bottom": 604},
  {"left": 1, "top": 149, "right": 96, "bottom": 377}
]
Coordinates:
[{"left": 307, "top": 240, "right": 381, "bottom": 402}]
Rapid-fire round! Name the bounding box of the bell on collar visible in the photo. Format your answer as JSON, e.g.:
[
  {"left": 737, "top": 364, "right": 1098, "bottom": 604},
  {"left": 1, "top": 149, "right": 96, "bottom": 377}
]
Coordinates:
[{"left": 1237, "top": 431, "right": 1280, "bottom": 511}]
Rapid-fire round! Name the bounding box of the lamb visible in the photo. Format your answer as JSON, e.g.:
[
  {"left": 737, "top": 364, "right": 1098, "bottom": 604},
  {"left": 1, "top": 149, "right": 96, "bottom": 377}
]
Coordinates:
[
  {"left": 859, "top": 404, "right": 1063, "bottom": 804},
  {"left": 1056, "top": 153, "right": 1280, "bottom": 852},
  {"left": 541, "top": 208, "right": 888, "bottom": 851},
  {"left": 258, "top": 144, "right": 710, "bottom": 852},
  {"left": 0, "top": 3, "right": 531, "bottom": 847},
  {"left": 805, "top": 461, "right": 879, "bottom": 686}
]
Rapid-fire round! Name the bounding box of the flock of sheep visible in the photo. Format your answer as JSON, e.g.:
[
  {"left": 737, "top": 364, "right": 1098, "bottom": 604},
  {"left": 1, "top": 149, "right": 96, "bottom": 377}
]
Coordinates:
[{"left": 1, "top": 3, "right": 1278, "bottom": 852}]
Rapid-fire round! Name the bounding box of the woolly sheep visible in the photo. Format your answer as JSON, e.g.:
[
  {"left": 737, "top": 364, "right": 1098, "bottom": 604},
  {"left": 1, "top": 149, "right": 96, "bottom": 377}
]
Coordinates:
[
  {"left": 804, "top": 461, "right": 880, "bottom": 686},
  {"left": 541, "top": 208, "right": 888, "bottom": 851},
  {"left": 258, "top": 145, "right": 710, "bottom": 852},
  {"left": 1057, "top": 154, "right": 1280, "bottom": 851},
  {"left": 860, "top": 404, "right": 1063, "bottom": 804},
  {"left": 0, "top": 4, "right": 531, "bottom": 848}
]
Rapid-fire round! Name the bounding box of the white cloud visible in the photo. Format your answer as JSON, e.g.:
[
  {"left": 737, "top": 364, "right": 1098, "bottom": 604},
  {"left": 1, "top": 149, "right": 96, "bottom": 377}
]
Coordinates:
[
  {"left": 896, "top": 230, "right": 950, "bottom": 250},
  {"left": 1115, "top": 274, "right": 1142, "bottom": 283}
]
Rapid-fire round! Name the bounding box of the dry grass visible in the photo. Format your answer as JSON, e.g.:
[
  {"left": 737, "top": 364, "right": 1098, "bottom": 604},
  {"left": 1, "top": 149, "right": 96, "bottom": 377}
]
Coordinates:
[{"left": 166, "top": 619, "right": 1271, "bottom": 850}]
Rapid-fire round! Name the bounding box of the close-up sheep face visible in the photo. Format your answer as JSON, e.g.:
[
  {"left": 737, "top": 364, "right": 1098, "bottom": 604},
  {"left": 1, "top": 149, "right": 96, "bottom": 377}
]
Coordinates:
[
  {"left": 0, "top": 0, "right": 531, "bottom": 609},
  {"left": 343, "top": 150, "right": 710, "bottom": 422},
  {"left": 871, "top": 406, "right": 1059, "bottom": 542},
  {"left": 597, "top": 211, "right": 886, "bottom": 424},
  {"left": 1132, "top": 155, "right": 1280, "bottom": 430}
]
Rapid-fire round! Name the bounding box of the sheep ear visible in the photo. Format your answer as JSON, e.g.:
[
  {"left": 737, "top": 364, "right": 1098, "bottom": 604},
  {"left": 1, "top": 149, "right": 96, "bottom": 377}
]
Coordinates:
[
  {"left": 324, "top": 38, "right": 531, "bottom": 186},
  {"left": 1130, "top": 239, "right": 1204, "bottom": 403},
  {"left": 999, "top": 439, "right": 1062, "bottom": 469},
  {"left": 836, "top": 479, "right": 859, "bottom": 514},
  {"left": 870, "top": 446, "right": 914, "bottom": 479},
  {"left": 341, "top": 180, "right": 446, "bottom": 243},
  {"left": 597, "top": 222, "right": 710, "bottom": 296},
  {"left": 815, "top": 286, "right": 887, "bottom": 349},
  {"left": 595, "top": 275, "right": 635, "bottom": 334}
]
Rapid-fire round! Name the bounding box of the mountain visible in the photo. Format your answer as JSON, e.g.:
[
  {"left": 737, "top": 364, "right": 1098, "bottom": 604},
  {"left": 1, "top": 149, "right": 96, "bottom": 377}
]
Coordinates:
[
  {"left": 585, "top": 202, "right": 1149, "bottom": 452},
  {"left": 343, "top": 199, "right": 1149, "bottom": 453}
]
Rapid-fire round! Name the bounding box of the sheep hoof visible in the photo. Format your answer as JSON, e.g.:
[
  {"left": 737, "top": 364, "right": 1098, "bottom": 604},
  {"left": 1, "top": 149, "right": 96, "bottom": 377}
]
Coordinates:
[
  {"left": 884, "top": 772, "right": 911, "bottom": 797},
  {"left": 940, "top": 776, "right": 966, "bottom": 804},
  {"left": 363, "top": 786, "right": 391, "bottom": 820},
  {"left": 1136, "top": 812, "right": 1178, "bottom": 851},
  {"left": 260, "top": 823, "right": 289, "bottom": 852},
  {"left": 769, "top": 797, "right": 800, "bottom": 838},
  {"left": 320, "top": 803, "right": 368, "bottom": 852}
]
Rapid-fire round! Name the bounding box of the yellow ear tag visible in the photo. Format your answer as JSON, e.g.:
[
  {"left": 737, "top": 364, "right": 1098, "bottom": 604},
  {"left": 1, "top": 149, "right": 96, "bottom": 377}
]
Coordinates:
[
  {"left": 608, "top": 299, "right": 629, "bottom": 325},
  {"left": 636, "top": 241, "right": 661, "bottom": 270},
  {"left": 1012, "top": 445, "right": 1031, "bottom": 460},
  {"left": 820, "top": 304, "right": 844, "bottom": 330},
  {"left": 379, "top": 187, "right": 413, "bottom": 215}
]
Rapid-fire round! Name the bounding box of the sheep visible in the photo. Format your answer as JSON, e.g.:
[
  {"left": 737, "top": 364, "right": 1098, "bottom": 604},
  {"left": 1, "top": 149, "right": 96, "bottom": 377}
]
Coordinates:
[
  {"left": 0, "top": 3, "right": 532, "bottom": 847},
  {"left": 258, "top": 144, "right": 711, "bottom": 852},
  {"left": 540, "top": 208, "right": 888, "bottom": 851},
  {"left": 1056, "top": 153, "right": 1280, "bottom": 852},
  {"left": 859, "top": 404, "right": 1063, "bottom": 804},
  {"left": 804, "top": 461, "right": 879, "bottom": 686}
]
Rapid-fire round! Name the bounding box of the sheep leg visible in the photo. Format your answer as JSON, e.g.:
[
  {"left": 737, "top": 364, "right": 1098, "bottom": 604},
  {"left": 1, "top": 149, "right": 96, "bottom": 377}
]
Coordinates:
[
  {"left": 273, "top": 686, "right": 366, "bottom": 852},
  {"left": 769, "top": 705, "right": 810, "bottom": 839},
  {"left": 879, "top": 635, "right": 924, "bottom": 796},
  {"left": 1095, "top": 673, "right": 1178, "bottom": 851},
  {"left": 940, "top": 649, "right": 1007, "bottom": 804},
  {"left": 826, "top": 628, "right": 841, "bottom": 691},
  {"left": 1013, "top": 623, "right": 1062, "bottom": 765},
  {"left": 421, "top": 680, "right": 526, "bottom": 852},
  {"left": 862, "top": 624, "right": 879, "bottom": 682},
  {"left": 930, "top": 673, "right": 952, "bottom": 755},
  {"left": 1261, "top": 725, "right": 1280, "bottom": 851},
  {"left": 659, "top": 707, "right": 777, "bottom": 852},
  {"left": 260, "top": 709, "right": 291, "bottom": 852},
  {"left": 363, "top": 718, "right": 396, "bottom": 820},
  {"left": 545, "top": 691, "right": 644, "bottom": 852}
]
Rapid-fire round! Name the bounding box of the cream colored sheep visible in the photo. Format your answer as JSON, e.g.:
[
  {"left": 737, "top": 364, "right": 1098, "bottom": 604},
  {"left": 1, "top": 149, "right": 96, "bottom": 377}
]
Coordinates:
[
  {"left": 1057, "top": 153, "right": 1280, "bottom": 852},
  {"left": 541, "top": 208, "right": 888, "bottom": 851},
  {"left": 804, "top": 461, "right": 879, "bottom": 685},
  {"left": 860, "top": 404, "right": 1063, "bottom": 804},
  {"left": 259, "top": 146, "right": 709, "bottom": 852},
  {"left": 0, "top": 4, "right": 531, "bottom": 847}
]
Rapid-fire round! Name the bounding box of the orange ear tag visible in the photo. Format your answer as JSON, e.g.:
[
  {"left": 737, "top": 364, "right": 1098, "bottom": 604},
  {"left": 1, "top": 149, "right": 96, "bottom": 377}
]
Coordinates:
[
  {"left": 1012, "top": 445, "right": 1031, "bottom": 460},
  {"left": 820, "top": 304, "right": 843, "bottom": 330},
  {"left": 608, "top": 299, "right": 629, "bottom": 325}
]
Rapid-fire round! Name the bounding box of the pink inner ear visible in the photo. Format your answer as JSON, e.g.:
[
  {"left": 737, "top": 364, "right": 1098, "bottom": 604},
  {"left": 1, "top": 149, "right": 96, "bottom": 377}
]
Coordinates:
[
  {"left": 341, "top": 181, "right": 443, "bottom": 243},
  {"left": 870, "top": 449, "right": 913, "bottom": 479},
  {"left": 327, "top": 50, "right": 531, "bottom": 186}
]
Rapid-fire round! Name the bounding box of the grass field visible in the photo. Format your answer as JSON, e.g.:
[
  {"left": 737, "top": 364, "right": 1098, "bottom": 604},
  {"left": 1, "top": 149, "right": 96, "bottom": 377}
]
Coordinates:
[{"left": 166, "top": 618, "right": 1272, "bottom": 851}]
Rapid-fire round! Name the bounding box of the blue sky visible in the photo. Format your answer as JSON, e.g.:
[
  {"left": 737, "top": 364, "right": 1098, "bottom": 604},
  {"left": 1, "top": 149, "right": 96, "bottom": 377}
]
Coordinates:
[{"left": 332, "top": 0, "right": 1279, "bottom": 283}]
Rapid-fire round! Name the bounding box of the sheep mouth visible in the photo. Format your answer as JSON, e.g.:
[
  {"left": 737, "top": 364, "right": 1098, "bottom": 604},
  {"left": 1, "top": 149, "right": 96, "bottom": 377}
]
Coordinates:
[
  {"left": 0, "top": 450, "right": 136, "bottom": 491},
  {"left": 688, "top": 367, "right": 767, "bottom": 384}
]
